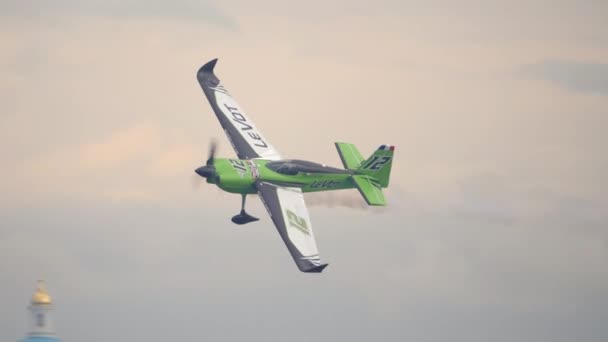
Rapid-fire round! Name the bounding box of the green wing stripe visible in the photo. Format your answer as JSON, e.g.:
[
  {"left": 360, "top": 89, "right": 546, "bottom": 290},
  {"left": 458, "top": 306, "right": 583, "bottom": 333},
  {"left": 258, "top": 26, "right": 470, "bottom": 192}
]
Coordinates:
[
  {"left": 351, "top": 175, "right": 386, "bottom": 206},
  {"left": 335, "top": 142, "right": 365, "bottom": 170}
]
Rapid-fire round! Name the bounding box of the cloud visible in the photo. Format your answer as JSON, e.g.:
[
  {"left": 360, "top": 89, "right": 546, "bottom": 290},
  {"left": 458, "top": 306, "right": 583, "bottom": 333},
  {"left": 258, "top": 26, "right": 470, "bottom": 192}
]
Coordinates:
[
  {"left": 0, "top": 122, "right": 201, "bottom": 203},
  {"left": 2, "top": 173, "right": 607, "bottom": 342},
  {"left": 0, "top": 0, "right": 237, "bottom": 29},
  {"left": 80, "top": 123, "right": 161, "bottom": 168},
  {"left": 521, "top": 60, "right": 608, "bottom": 95}
]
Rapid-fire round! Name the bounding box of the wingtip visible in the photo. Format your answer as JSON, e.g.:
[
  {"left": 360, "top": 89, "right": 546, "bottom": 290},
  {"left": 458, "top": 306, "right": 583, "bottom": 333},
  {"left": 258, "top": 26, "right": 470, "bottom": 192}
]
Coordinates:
[
  {"left": 302, "top": 263, "right": 329, "bottom": 273},
  {"left": 198, "top": 58, "right": 218, "bottom": 74}
]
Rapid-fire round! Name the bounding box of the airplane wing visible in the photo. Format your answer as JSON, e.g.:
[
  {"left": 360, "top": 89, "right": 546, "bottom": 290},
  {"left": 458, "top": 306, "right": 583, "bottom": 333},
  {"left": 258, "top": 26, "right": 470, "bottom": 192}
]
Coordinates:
[
  {"left": 257, "top": 181, "right": 329, "bottom": 273},
  {"left": 196, "top": 59, "right": 281, "bottom": 160}
]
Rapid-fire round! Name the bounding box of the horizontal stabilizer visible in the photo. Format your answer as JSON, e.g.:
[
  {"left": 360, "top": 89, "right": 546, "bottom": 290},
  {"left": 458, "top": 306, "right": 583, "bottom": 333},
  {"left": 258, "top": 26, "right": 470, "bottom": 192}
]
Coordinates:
[
  {"left": 335, "top": 142, "right": 365, "bottom": 170},
  {"left": 352, "top": 175, "right": 386, "bottom": 206}
]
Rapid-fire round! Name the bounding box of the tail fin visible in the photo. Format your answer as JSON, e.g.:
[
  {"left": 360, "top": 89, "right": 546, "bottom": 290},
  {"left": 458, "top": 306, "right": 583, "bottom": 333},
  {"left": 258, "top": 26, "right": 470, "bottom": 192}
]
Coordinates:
[{"left": 356, "top": 145, "right": 395, "bottom": 187}]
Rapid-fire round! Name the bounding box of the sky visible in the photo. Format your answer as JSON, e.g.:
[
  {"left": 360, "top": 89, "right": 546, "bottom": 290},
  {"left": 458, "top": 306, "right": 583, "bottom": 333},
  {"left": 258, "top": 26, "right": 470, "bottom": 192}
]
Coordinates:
[{"left": 1, "top": 0, "right": 607, "bottom": 341}]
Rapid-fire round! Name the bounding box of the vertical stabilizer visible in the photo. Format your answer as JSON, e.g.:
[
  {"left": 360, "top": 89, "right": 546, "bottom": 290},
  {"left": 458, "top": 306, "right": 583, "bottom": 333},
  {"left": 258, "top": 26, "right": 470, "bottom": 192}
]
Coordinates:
[{"left": 355, "top": 145, "right": 395, "bottom": 187}]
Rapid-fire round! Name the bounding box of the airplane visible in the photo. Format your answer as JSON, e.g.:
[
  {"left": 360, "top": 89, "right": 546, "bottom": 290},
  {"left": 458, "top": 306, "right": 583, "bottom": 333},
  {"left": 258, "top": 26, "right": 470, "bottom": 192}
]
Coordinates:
[{"left": 194, "top": 58, "right": 395, "bottom": 273}]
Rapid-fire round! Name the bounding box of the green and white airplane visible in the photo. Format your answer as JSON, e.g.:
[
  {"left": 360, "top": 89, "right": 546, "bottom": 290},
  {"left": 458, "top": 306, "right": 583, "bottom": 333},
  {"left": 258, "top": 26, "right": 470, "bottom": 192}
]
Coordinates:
[{"left": 195, "top": 59, "right": 395, "bottom": 273}]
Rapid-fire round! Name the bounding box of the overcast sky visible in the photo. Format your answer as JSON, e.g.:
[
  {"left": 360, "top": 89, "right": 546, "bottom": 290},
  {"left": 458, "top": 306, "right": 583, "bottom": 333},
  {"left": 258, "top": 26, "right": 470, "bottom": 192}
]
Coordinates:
[{"left": 1, "top": 1, "right": 607, "bottom": 341}]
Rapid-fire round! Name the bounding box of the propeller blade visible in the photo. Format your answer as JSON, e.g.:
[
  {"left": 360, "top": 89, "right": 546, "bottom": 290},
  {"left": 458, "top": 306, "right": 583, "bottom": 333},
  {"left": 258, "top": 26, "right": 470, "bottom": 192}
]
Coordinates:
[{"left": 206, "top": 139, "right": 217, "bottom": 166}]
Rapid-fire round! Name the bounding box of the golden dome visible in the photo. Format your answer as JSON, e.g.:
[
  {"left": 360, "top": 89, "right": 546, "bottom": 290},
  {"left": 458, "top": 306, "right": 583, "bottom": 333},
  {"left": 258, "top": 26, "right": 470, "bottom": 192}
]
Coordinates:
[{"left": 31, "top": 280, "right": 52, "bottom": 305}]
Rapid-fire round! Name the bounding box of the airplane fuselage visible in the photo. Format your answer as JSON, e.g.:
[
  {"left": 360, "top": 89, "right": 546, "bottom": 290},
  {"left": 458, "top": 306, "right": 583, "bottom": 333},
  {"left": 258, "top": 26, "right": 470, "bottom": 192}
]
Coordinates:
[{"left": 207, "top": 158, "right": 356, "bottom": 194}]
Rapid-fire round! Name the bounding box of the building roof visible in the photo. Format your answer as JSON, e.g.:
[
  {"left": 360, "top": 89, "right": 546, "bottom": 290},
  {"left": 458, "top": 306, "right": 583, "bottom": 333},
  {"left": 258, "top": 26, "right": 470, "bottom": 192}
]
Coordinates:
[{"left": 31, "top": 281, "right": 52, "bottom": 306}]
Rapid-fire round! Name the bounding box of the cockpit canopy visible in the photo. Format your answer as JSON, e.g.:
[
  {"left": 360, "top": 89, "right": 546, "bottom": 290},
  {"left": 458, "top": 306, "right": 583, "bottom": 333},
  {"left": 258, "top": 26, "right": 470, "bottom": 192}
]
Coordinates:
[{"left": 266, "top": 160, "right": 351, "bottom": 176}]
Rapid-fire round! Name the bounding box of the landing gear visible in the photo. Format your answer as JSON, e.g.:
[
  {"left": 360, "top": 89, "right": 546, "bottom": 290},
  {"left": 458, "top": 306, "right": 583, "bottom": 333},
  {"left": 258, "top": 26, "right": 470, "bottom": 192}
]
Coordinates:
[{"left": 231, "top": 194, "right": 259, "bottom": 225}]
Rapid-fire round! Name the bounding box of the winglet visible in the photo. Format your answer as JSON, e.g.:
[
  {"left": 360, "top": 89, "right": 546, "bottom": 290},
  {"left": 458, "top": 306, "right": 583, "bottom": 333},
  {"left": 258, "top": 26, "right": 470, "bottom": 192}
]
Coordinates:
[
  {"left": 197, "top": 58, "right": 220, "bottom": 86},
  {"left": 302, "top": 263, "right": 329, "bottom": 273},
  {"left": 200, "top": 58, "right": 218, "bottom": 73}
]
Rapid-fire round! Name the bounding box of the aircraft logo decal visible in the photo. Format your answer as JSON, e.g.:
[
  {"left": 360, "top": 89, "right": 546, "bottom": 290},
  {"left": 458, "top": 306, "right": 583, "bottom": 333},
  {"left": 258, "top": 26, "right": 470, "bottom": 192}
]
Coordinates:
[
  {"left": 229, "top": 159, "right": 248, "bottom": 178},
  {"left": 222, "top": 103, "right": 269, "bottom": 148},
  {"left": 247, "top": 160, "right": 260, "bottom": 179},
  {"left": 361, "top": 156, "right": 392, "bottom": 170},
  {"left": 310, "top": 180, "right": 340, "bottom": 189},
  {"left": 286, "top": 210, "right": 310, "bottom": 235}
]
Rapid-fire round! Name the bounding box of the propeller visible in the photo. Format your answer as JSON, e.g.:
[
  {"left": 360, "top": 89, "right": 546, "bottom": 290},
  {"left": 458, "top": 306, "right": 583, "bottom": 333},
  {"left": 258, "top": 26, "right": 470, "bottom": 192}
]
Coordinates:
[
  {"left": 195, "top": 139, "right": 218, "bottom": 181},
  {"left": 206, "top": 139, "right": 217, "bottom": 166}
]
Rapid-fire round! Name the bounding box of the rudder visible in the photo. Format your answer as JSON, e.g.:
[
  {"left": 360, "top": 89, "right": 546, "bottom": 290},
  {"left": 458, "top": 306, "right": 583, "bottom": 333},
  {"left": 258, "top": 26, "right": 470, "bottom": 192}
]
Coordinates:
[{"left": 356, "top": 145, "right": 395, "bottom": 187}]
